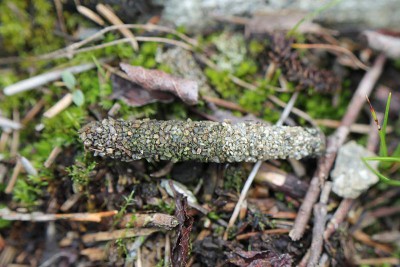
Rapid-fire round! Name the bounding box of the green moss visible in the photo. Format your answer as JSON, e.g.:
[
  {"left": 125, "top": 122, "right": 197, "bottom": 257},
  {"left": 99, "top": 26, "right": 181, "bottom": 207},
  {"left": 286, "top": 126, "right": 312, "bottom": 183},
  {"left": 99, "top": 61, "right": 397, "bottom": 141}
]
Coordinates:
[
  {"left": 12, "top": 173, "right": 47, "bottom": 208},
  {"left": 0, "top": 218, "right": 11, "bottom": 229},
  {"left": 248, "top": 40, "right": 266, "bottom": 57},
  {"left": 163, "top": 102, "right": 188, "bottom": 120},
  {"left": 158, "top": 200, "right": 175, "bottom": 214},
  {"left": 278, "top": 92, "right": 291, "bottom": 103},
  {"left": 248, "top": 212, "right": 274, "bottom": 231},
  {"left": 262, "top": 108, "right": 281, "bottom": 124},
  {"left": 155, "top": 260, "right": 165, "bottom": 267},
  {"left": 43, "top": 107, "right": 86, "bottom": 145},
  {"left": 12, "top": 179, "right": 40, "bottom": 207},
  {"left": 0, "top": 1, "right": 31, "bottom": 53},
  {"left": 67, "top": 156, "right": 96, "bottom": 193},
  {"left": 205, "top": 68, "right": 240, "bottom": 100},
  {"left": 224, "top": 165, "right": 247, "bottom": 193},
  {"left": 239, "top": 90, "right": 266, "bottom": 113},
  {"left": 130, "top": 42, "right": 159, "bottom": 68},
  {"left": 207, "top": 211, "right": 221, "bottom": 221},
  {"left": 234, "top": 59, "right": 258, "bottom": 78},
  {"left": 0, "top": 0, "right": 63, "bottom": 55},
  {"left": 113, "top": 190, "right": 136, "bottom": 226}
]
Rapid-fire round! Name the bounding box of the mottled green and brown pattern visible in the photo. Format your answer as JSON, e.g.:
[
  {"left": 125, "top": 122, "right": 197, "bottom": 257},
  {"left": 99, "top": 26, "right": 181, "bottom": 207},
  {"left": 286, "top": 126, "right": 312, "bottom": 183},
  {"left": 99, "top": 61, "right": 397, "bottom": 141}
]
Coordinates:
[{"left": 79, "top": 118, "right": 325, "bottom": 162}]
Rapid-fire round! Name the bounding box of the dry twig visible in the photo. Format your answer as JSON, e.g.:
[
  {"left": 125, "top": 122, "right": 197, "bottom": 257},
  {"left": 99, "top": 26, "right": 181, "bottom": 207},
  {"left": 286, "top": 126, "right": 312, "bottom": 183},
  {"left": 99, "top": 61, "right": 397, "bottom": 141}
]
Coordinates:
[
  {"left": 5, "top": 159, "right": 22, "bottom": 194},
  {"left": 324, "top": 198, "right": 354, "bottom": 240},
  {"left": 96, "top": 4, "right": 138, "bottom": 50},
  {"left": 43, "top": 93, "right": 73, "bottom": 118},
  {"left": 291, "top": 43, "right": 369, "bottom": 71},
  {"left": 82, "top": 228, "right": 159, "bottom": 244},
  {"left": 307, "top": 182, "right": 331, "bottom": 267},
  {"left": 44, "top": 146, "right": 62, "bottom": 168},
  {"left": 0, "top": 117, "right": 22, "bottom": 130},
  {"left": 0, "top": 209, "right": 117, "bottom": 222},
  {"left": 21, "top": 99, "right": 45, "bottom": 125},
  {"left": 77, "top": 5, "right": 105, "bottom": 26},
  {"left": 4, "top": 63, "right": 96, "bottom": 95},
  {"left": 119, "top": 213, "right": 178, "bottom": 230},
  {"left": 352, "top": 230, "right": 393, "bottom": 254}
]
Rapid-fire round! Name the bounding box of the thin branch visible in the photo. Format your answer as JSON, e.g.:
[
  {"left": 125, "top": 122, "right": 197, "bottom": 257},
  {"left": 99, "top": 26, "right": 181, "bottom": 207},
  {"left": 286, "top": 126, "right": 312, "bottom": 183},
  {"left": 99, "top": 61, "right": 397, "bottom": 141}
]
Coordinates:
[
  {"left": 43, "top": 93, "right": 73, "bottom": 118},
  {"left": 292, "top": 43, "right": 369, "bottom": 71},
  {"left": 66, "top": 23, "right": 197, "bottom": 52},
  {"left": 5, "top": 159, "right": 22, "bottom": 194},
  {"left": 96, "top": 4, "right": 138, "bottom": 51},
  {"left": 47, "top": 37, "right": 193, "bottom": 61},
  {"left": 82, "top": 228, "right": 159, "bottom": 244},
  {"left": 0, "top": 117, "right": 22, "bottom": 130},
  {"left": 0, "top": 208, "right": 117, "bottom": 222},
  {"left": 4, "top": 63, "right": 96, "bottom": 96},
  {"left": 307, "top": 182, "right": 331, "bottom": 267},
  {"left": 276, "top": 91, "right": 299, "bottom": 125},
  {"left": 323, "top": 198, "right": 355, "bottom": 240}
]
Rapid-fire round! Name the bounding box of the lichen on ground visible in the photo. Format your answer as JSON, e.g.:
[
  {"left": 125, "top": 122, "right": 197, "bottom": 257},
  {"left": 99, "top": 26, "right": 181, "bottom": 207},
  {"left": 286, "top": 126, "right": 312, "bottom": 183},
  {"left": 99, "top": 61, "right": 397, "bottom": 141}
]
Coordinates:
[{"left": 80, "top": 118, "right": 325, "bottom": 162}]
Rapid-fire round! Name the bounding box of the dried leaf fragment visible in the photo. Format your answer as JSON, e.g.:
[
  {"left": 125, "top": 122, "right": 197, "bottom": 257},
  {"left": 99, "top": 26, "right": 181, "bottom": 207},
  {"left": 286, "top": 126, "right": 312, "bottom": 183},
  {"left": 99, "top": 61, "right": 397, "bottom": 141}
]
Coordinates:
[
  {"left": 111, "top": 74, "right": 174, "bottom": 107},
  {"left": 120, "top": 63, "right": 199, "bottom": 105},
  {"left": 226, "top": 249, "right": 293, "bottom": 267},
  {"left": 170, "top": 181, "right": 194, "bottom": 267}
]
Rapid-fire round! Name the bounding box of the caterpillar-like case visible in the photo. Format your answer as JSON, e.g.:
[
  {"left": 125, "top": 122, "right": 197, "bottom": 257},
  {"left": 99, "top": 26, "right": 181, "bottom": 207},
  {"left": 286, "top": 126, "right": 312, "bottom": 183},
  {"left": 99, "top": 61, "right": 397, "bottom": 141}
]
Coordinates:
[{"left": 79, "top": 118, "right": 325, "bottom": 162}]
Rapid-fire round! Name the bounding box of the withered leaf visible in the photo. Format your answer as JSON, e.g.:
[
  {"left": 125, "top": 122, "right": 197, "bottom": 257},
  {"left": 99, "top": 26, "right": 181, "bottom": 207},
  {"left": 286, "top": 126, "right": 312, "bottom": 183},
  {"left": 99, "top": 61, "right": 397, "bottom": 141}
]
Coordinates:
[
  {"left": 111, "top": 74, "right": 174, "bottom": 107},
  {"left": 120, "top": 63, "right": 199, "bottom": 105},
  {"left": 226, "top": 249, "right": 293, "bottom": 267},
  {"left": 170, "top": 181, "right": 194, "bottom": 267}
]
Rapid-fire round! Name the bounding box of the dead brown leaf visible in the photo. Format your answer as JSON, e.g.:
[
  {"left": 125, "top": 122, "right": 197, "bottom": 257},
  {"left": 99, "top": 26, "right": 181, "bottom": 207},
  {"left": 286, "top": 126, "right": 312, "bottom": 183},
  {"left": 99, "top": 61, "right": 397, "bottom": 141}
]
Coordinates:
[
  {"left": 120, "top": 63, "right": 199, "bottom": 105},
  {"left": 111, "top": 74, "right": 174, "bottom": 107},
  {"left": 170, "top": 181, "right": 194, "bottom": 267},
  {"left": 226, "top": 249, "right": 293, "bottom": 267}
]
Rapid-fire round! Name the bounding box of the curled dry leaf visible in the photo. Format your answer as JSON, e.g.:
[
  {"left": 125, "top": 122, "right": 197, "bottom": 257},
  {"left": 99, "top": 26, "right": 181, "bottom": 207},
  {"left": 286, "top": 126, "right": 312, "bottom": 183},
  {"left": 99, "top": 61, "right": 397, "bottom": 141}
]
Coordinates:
[
  {"left": 120, "top": 63, "right": 199, "bottom": 105},
  {"left": 111, "top": 74, "right": 174, "bottom": 107},
  {"left": 170, "top": 181, "right": 194, "bottom": 267},
  {"left": 226, "top": 249, "right": 293, "bottom": 267},
  {"left": 363, "top": 30, "right": 400, "bottom": 59}
]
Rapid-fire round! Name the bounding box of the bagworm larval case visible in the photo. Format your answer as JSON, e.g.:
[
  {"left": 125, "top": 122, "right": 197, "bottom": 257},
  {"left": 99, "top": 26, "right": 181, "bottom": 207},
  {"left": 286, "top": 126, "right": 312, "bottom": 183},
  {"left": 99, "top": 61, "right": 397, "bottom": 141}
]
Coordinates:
[{"left": 79, "top": 118, "right": 325, "bottom": 162}]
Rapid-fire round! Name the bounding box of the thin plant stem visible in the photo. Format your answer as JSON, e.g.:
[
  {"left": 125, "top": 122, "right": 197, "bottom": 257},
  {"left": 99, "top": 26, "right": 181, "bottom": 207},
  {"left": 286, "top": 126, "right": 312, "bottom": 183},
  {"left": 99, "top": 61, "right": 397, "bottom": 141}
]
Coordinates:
[
  {"left": 362, "top": 158, "right": 400, "bottom": 186},
  {"left": 363, "top": 156, "right": 400, "bottom": 162},
  {"left": 379, "top": 92, "right": 391, "bottom": 157}
]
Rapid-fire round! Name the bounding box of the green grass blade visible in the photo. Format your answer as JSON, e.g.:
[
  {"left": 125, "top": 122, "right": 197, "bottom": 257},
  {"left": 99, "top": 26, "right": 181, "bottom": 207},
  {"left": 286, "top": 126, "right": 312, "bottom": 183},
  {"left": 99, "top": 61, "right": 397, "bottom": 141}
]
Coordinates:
[
  {"left": 363, "top": 156, "right": 400, "bottom": 163},
  {"left": 362, "top": 158, "right": 400, "bottom": 186},
  {"left": 362, "top": 157, "right": 400, "bottom": 186},
  {"left": 91, "top": 55, "right": 107, "bottom": 78},
  {"left": 379, "top": 92, "right": 391, "bottom": 157}
]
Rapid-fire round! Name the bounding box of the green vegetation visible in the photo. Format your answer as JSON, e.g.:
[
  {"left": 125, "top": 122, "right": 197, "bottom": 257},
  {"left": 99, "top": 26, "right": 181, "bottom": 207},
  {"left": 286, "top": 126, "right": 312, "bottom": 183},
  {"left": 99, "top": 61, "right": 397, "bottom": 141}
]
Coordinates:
[
  {"left": 67, "top": 156, "right": 96, "bottom": 193},
  {"left": 114, "top": 190, "right": 136, "bottom": 225},
  {"left": 223, "top": 165, "right": 247, "bottom": 193},
  {"left": 363, "top": 93, "right": 400, "bottom": 186},
  {"left": 0, "top": 0, "right": 63, "bottom": 55}
]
